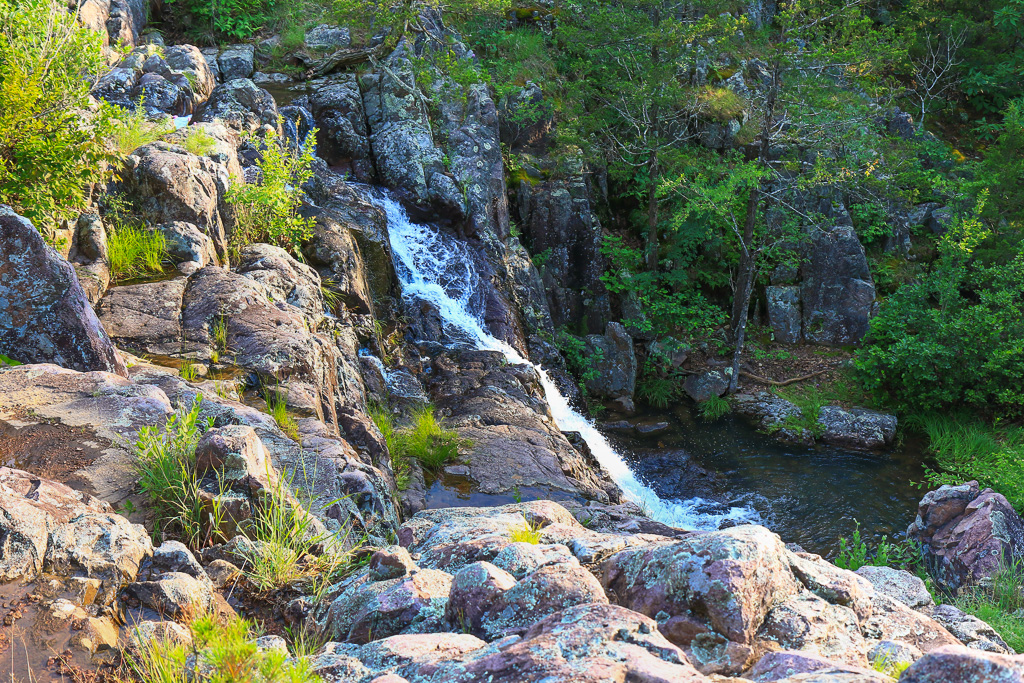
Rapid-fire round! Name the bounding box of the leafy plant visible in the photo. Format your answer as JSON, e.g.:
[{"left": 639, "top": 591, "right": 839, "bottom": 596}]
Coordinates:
[
  {"left": 181, "top": 126, "right": 218, "bottom": 156},
  {"left": 0, "top": 0, "right": 119, "bottom": 234},
  {"left": 508, "top": 515, "right": 543, "bottom": 544},
  {"left": 226, "top": 126, "right": 317, "bottom": 259},
  {"left": 637, "top": 376, "right": 678, "bottom": 410},
  {"left": 699, "top": 395, "right": 730, "bottom": 420},
  {"left": 108, "top": 224, "right": 168, "bottom": 282}
]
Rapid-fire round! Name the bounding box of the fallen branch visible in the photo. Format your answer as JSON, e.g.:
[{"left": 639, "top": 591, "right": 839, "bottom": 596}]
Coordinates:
[
  {"left": 740, "top": 368, "right": 831, "bottom": 387},
  {"left": 306, "top": 44, "right": 386, "bottom": 78}
]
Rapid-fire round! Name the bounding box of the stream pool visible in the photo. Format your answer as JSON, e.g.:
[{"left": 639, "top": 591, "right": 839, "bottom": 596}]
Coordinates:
[{"left": 611, "top": 404, "right": 929, "bottom": 558}]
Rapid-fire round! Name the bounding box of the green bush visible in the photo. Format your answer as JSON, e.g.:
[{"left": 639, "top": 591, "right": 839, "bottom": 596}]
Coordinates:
[
  {"left": 226, "top": 127, "right": 317, "bottom": 259},
  {"left": 912, "top": 414, "right": 1024, "bottom": 513},
  {"left": 108, "top": 224, "right": 169, "bottom": 281},
  {"left": 0, "top": 0, "right": 119, "bottom": 235},
  {"left": 181, "top": 126, "right": 219, "bottom": 156},
  {"left": 162, "top": 0, "right": 280, "bottom": 40},
  {"left": 856, "top": 252, "right": 1024, "bottom": 419},
  {"left": 698, "top": 394, "right": 730, "bottom": 420}
]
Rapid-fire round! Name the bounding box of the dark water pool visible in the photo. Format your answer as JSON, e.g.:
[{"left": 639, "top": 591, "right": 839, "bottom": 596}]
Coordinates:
[{"left": 610, "top": 405, "right": 930, "bottom": 558}]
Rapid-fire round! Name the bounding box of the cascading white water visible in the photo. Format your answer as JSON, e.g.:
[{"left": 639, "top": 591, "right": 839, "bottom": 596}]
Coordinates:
[{"left": 377, "top": 193, "right": 757, "bottom": 529}]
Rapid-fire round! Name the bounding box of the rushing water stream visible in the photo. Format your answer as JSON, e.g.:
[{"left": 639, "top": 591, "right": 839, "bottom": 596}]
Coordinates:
[
  {"left": 376, "top": 193, "right": 757, "bottom": 530},
  {"left": 375, "top": 191, "right": 925, "bottom": 552}
]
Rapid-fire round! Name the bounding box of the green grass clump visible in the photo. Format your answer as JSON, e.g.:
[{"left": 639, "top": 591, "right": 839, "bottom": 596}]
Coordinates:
[
  {"left": 181, "top": 126, "right": 218, "bottom": 156},
  {"left": 132, "top": 396, "right": 221, "bottom": 549},
  {"left": 108, "top": 224, "right": 168, "bottom": 281},
  {"left": 871, "top": 653, "right": 911, "bottom": 678},
  {"left": 112, "top": 103, "right": 173, "bottom": 156},
  {"left": 263, "top": 386, "right": 300, "bottom": 441},
  {"left": 179, "top": 359, "right": 200, "bottom": 382},
  {"left": 699, "top": 394, "right": 730, "bottom": 420},
  {"left": 772, "top": 384, "right": 830, "bottom": 439},
  {"left": 953, "top": 558, "right": 1024, "bottom": 653},
  {"left": 637, "top": 375, "right": 678, "bottom": 410},
  {"left": 127, "top": 612, "right": 323, "bottom": 683},
  {"left": 509, "top": 515, "right": 543, "bottom": 544},
  {"left": 912, "top": 414, "right": 1024, "bottom": 513},
  {"left": 368, "top": 403, "right": 466, "bottom": 483},
  {"left": 697, "top": 86, "right": 746, "bottom": 122}
]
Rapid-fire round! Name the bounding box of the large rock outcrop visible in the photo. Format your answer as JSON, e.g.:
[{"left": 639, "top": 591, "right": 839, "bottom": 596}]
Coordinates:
[
  {"left": 0, "top": 207, "right": 126, "bottom": 376},
  {"left": 908, "top": 481, "right": 1024, "bottom": 592}
]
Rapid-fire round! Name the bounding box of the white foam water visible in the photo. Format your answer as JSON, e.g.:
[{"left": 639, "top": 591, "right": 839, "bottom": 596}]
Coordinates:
[{"left": 376, "top": 192, "right": 757, "bottom": 530}]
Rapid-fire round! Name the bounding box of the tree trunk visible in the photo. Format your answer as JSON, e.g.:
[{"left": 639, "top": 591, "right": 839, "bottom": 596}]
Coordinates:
[
  {"left": 645, "top": 152, "right": 659, "bottom": 273},
  {"left": 729, "top": 187, "right": 759, "bottom": 394}
]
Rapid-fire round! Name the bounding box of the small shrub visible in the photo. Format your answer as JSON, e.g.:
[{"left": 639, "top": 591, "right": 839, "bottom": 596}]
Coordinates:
[
  {"left": 509, "top": 515, "right": 543, "bottom": 544},
  {"left": 637, "top": 375, "right": 677, "bottom": 410},
  {"left": 226, "top": 126, "right": 317, "bottom": 259},
  {"left": 181, "top": 126, "right": 218, "bottom": 156},
  {"left": 108, "top": 224, "right": 168, "bottom": 281},
  {"left": 699, "top": 394, "right": 730, "bottom": 420}
]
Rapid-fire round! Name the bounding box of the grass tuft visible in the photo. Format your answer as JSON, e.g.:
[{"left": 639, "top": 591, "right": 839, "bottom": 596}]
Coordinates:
[
  {"left": 108, "top": 224, "right": 168, "bottom": 281},
  {"left": 112, "top": 102, "right": 174, "bottom": 156},
  {"left": 263, "top": 385, "right": 300, "bottom": 441},
  {"left": 368, "top": 402, "right": 466, "bottom": 482},
  {"left": 509, "top": 515, "right": 543, "bottom": 544}
]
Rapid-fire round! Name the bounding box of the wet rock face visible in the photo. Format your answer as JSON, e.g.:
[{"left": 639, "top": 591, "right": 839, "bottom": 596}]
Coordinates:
[
  {"left": 422, "top": 349, "right": 621, "bottom": 503},
  {"left": 0, "top": 207, "right": 126, "bottom": 376},
  {"left": 683, "top": 368, "right": 731, "bottom": 402},
  {"left": 908, "top": 481, "right": 1024, "bottom": 592},
  {"left": 766, "top": 284, "right": 802, "bottom": 344}
]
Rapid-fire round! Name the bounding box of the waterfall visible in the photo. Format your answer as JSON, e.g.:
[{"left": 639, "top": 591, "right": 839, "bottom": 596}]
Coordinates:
[{"left": 376, "top": 192, "right": 756, "bottom": 530}]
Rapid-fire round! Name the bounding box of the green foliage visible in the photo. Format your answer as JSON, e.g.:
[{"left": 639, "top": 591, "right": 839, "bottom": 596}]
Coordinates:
[
  {"left": 226, "top": 127, "right": 317, "bottom": 259},
  {"left": 0, "top": 354, "right": 22, "bottom": 367},
  {"left": 132, "top": 397, "right": 220, "bottom": 549},
  {"left": 835, "top": 520, "right": 923, "bottom": 571},
  {"left": 871, "top": 653, "right": 911, "bottom": 678},
  {"left": 953, "top": 557, "right": 1024, "bottom": 653},
  {"left": 368, "top": 401, "right": 411, "bottom": 490},
  {"left": 129, "top": 612, "right": 323, "bottom": 683},
  {"left": 912, "top": 414, "right": 1024, "bottom": 513},
  {"left": 263, "top": 386, "right": 299, "bottom": 441},
  {"left": 369, "top": 403, "right": 465, "bottom": 478},
  {"left": 637, "top": 376, "right": 678, "bottom": 410},
  {"left": 553, "top": 329, "right": 601, "bottom": 387},
  {"left": 508, "top": 515, "right": 543, "bottom": 544},
  {"left": 182, "top": 126, "right": 219, "bottom": 156},
  {"left": 0, "top": 0, "right": 119, "bottom": 233},
  {"left": 699, "top": 395, "right": 731, "bottom": 421},
  {"left": 242, "top": 471, "right": 351, "bottom": 594},
  {"left": 163, "top": 0, "right": 280, "bottom": 40},
  {"left": 772, "top": 384, "right": 831, "bottom": 439},
  {"left": 112, "top": 102, "right": 174, "bottom": 157},
  {"left": 179, "top": 359, "right": 200, "bottom": 382},
  {"left": 856, "top": 210, "right": 1024, "bottom": 419},
  {"left": 108, "top": 225, "right": 169, "bottom": 282},
  {"left": 599, "top": 236, "right": 726, "bottom": 338}
]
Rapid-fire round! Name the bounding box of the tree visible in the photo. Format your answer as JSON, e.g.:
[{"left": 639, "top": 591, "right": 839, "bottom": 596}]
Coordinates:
[
  {"left": 666, "top": 0, "right": 907, "bottom": 391},
  {"left": 557, "top": 2, "right": 733, "bottom": 273},
  {"left": 0, "top": 0, "right": 119, "bottom": 238}
]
